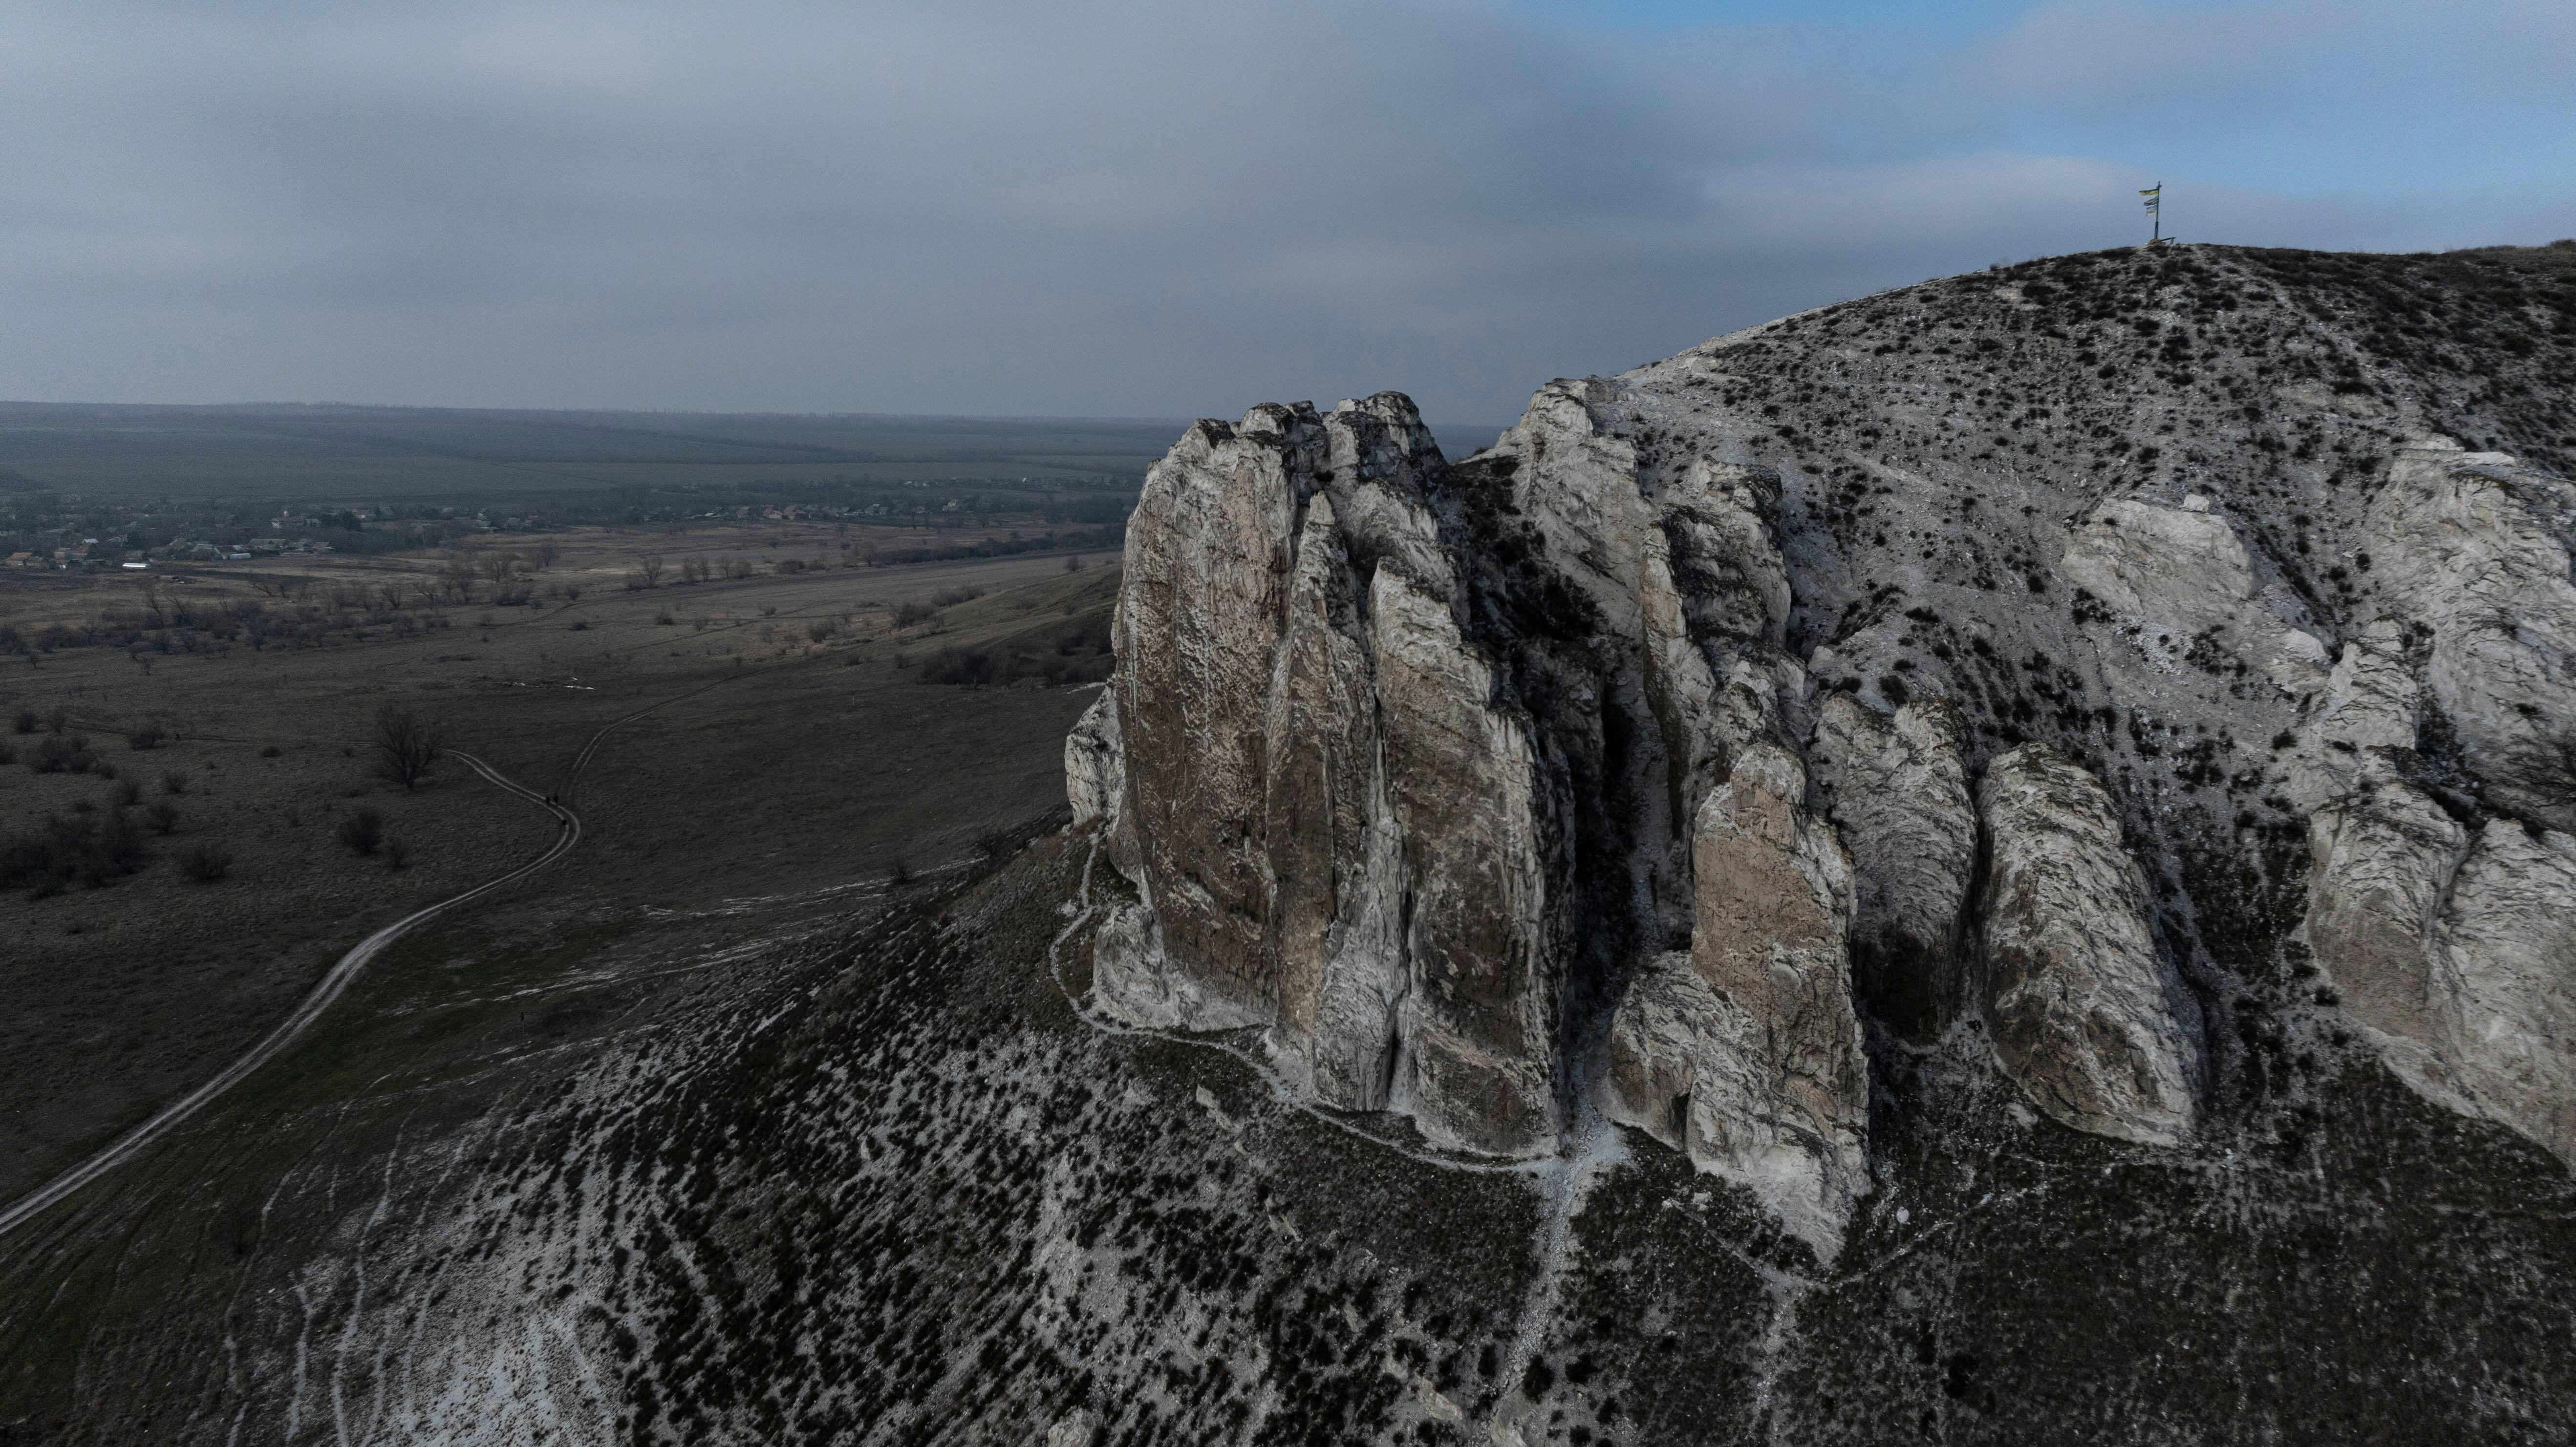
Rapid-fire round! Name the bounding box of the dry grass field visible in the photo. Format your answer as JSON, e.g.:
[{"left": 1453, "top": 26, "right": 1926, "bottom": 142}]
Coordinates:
[{"left": 0, "top": 527, "right": 1116, "bottom": 1205}]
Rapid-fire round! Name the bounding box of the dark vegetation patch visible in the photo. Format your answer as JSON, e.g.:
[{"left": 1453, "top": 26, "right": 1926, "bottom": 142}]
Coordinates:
[{"left": 912, "top": 607, "right": 1114, "bottom": 688}]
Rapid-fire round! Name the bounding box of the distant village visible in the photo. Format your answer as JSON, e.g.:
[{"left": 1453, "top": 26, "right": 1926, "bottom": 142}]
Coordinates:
[{"left": 0, "top": 473, "right": 1139, "bottom": 575}]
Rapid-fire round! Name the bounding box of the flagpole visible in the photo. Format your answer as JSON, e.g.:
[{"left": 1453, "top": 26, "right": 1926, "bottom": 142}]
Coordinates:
[{"left": 2154, "top": 181, "right": 2161, "bottom": 243}]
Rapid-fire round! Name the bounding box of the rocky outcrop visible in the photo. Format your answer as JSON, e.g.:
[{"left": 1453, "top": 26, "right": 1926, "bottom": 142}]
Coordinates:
[
  {"left": 1063, "top": 690, "right": 1122, "bottom": 831},
  {"left": 2274, "top": 445, "right": 2576, "bottom": 1168},
  {"left": 1603, "top": 744, "right": 1866, "bottom": 1257},
  {"left": 1807, "top": 695, "right": 1976, "bottom": 1041},
  {"left": 2306, "top": 783, "right": 2467, "bottom": 1050},
  {"left": 1976, "top": 745, "right": 2201, "bottom": 1145},
  {"left": 2280, "top": 619, "right": 2422, "bottom": 811},
  {"left": 2300, "top": 721, "right": 2576, "bottom": 1170},
  {"left": 2059, "top": 496, "right": 2331, "bottom": 695},
  {"left": 1074, "top": 246, "right": 2576, "bottom": 1265},
  {"left": 1083, "top": 393, "right": 1566, "bottom": 1154},
  {"left": 2433, "top": 825, "right": 2576, "bottom": 1166},
  {"left": 2363, "top": 447, "right": 2576, "bottom": 832},
  {"left": 1363, "top": 566, "right": 1562, "bottom": 1151}
]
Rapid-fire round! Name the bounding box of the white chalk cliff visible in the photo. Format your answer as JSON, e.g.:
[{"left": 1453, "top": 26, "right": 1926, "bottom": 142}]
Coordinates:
[{"left": 1071, "top": 245, "right": 2576, "bottom": 1256}]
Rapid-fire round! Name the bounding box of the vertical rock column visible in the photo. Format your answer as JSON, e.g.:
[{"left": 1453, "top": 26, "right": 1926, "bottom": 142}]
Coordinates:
[
  {"left": 1080, "top": 394, "right": 1569, "bottom": 1158},
  {"left": 1104, "top": 407, "right": 1315, "bottom": 1029},
  {"left": 2432, "top": 826, "right": 2576, "bottom": 1166},
  {"left": 1369, "top": 568, "right": 1564, "bottom": 1154},
  {"left": 1808, "top": 695, "right": 1977, "bottom": 1042},
  {"left": 1262, "top": 492, "right": 1405, "bottom": 1112},
  {"left": 1604, "top": 744, "right": 1868, "bottom": 1257},
  {"left": 1977, "top": 744, "right": 2202, "bottom": 1145}
]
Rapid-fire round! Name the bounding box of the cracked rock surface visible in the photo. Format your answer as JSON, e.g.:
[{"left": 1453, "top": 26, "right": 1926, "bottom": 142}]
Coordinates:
[
  {"left": 1083, "top": 242, "right": 2576, "bottom": 1255},
  {"left": 1976, "top": 743, "right": 2202, "bottom": 1145}
]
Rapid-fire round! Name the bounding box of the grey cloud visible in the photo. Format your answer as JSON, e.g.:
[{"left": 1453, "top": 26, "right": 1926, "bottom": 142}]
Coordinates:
[{"left": 0, "top": 0, "right": 2567, "bottom": 421}]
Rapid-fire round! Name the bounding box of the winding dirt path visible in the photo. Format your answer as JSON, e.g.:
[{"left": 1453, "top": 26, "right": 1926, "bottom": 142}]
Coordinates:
[
  {"left": 0, "top": 754, "right": 570, "bottom": 1243},
  {"left": 0, "top": 677, "right": 742, "bottom": 1244}
]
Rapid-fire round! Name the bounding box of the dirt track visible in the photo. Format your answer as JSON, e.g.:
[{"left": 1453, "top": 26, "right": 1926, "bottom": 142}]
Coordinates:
[{"left": 0, "top": 750, "right": 575, "bottom": 1243}]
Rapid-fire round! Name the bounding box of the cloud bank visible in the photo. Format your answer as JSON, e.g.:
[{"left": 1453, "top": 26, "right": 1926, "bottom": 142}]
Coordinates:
[{"left": 0, "top": 0, "right": 2569, "bottom": 420}]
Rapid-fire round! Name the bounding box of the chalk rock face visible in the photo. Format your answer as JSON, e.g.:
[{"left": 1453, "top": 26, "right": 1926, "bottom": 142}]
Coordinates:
[
  {"left": 1603, "top": 743, "right": 1866, "bottom": 1257},
  {"left": 2364, "top": 448, "right": 2576, "bottom": 831},
  {"left": 1976, "top": 745, "right": 2202, "bottom": 1145},
  {"left": 2306, "top": 782, "right": 2468, "bottom": 1048},
  {"left": 1808, "top": 695, "right": 1977, "bottom": 1041},
  {"left": 2281, "top": 619, "right": 2422, "bottom": 811},
  {"left": 2302, "top": 771, "right": 2576, "bottom": 1170},
  {"left": 1083, "top": 392, "right": 1565, "bottom": 1154},
  {"left": 2060, "top": 496, "right": 2330, "bottom": 695},
  {"left": 1077, "top": 372, "right": 1874, "bottom": 1201},
  {"left": 2433, "top": 826, "right": 2576, "bottom": 1167},
  {"left": 1063, "top": 690, "right": 1122, "bottom": 831},
  {"left": 1365, "top": 566, "right": 1563, "bottom": 1151},
  {"left": 1106, "top": 404, "right": 1311, "bottom": 1031}
]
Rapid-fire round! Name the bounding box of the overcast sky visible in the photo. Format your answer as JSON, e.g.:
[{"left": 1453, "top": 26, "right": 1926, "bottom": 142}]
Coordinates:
[{"left": 3, "top": 0, "right": 2571, "bottom": 422}]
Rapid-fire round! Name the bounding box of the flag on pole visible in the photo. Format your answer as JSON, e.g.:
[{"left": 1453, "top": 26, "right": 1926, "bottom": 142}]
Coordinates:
[{"left": 2140, "top": 185, "right": 2161, "bottom": 217}]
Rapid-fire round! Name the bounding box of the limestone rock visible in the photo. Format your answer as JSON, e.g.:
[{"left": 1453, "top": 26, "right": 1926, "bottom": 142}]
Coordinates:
[
  {"left": 1263, "top": 493, "right": 1405, "bottom": 1110},
  {"left": 2289, "top": 589, "right": 2576, "bottom": 1169},
  {"left": 2364, "top": 449, "right": 2576, "bottom": 831},
  {"left": 1109, "top": 404, "right": 1314, "bottom": 1030},
  {"left": 1976, "top": 745, "right": 2201, "bottom": 1145},
  {"left": 2281, "top": 619, "right": 2421, "bottom": 811},
  {"left": 1063, "top": 689, "right": 1123, "bottom": 831},
  {"left": 1605, "top": 743, "right": 1867, "bottom": 1256},
  {"left": 1086, "top": 392, "right": 1566, "bottom": 1155},
  {"left": 2305, "top": 782, "right": 2467, "bottom": 1047},
  {"left": 2302, "top": 781, "right": 2576, "bottom": 1171},
  {"left": 1368, "top": 567, "right": 1563, "bottom": 1153},
  {"left": 1807, "top": 694, "right": 1976, "bottom": 1041},
  {"left": 2432, "top": 824, "right": 2576, "bottom": 1167},
  {"left": 2059, "top": 496, "right": 2329, "bottom": 695}
]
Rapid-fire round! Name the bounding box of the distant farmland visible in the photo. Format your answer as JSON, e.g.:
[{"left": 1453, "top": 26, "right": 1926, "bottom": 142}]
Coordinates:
[
  {"left": 0, "top": 403, "right": 1187, "bottom": 501},
  {"left": 0, "top": 403, "right": 1511, "bottom": 503}
]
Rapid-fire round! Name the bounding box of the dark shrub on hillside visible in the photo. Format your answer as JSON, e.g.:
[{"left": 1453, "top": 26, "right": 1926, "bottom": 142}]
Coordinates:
[
  {"left": 915, "top": 609, "right": 1116, "bottom": 689},
  {"left": 1, "top": 811, "right": 150, "bottom": 894},
  {"left": 181, "top": 843, "right": 232, "bottom": 883},
  {"left": 30, "top": 735, "right": 96, "bottom": 774},
  {"left": 336, "top": 808, "right": 385, "bottom": 856},
  {"left": 919, "top": 647, "right": 999, "bottom": 686}
]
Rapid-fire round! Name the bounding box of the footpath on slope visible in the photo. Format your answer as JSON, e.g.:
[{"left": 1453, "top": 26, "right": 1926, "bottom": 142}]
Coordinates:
[{"left": 0, "top": 678, "right": 743, "bottom": 1244}]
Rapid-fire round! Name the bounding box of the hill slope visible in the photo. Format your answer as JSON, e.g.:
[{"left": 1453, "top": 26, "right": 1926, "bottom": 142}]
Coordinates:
[{"left": 6, "top": 242, "right": 2574, "bottom": 1447}]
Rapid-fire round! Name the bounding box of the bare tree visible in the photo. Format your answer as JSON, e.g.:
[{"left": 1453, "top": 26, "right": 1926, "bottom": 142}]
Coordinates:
[
  {"left": 535, "top": 540, "right": 561, "bottom": 568},
  {"left": 439, "top": 556, "right": 478, "bottom": 603},
  {"left": 482, "top": 551, "right": 516, "bottom": 586},
  {"left": 639, "top": 555, "right": 665, "bottom": 589},
  {"left": 371, "top": 705, "right": 446, "bottom": 792}
]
